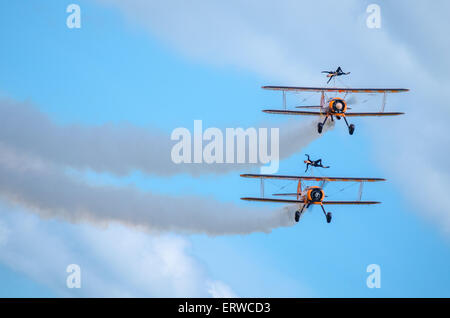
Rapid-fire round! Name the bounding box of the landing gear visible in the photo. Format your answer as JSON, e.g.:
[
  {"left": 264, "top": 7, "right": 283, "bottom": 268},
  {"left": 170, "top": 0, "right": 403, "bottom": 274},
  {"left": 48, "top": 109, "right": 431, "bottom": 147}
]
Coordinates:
[
  {"left": 326, "top": 212, "right": 332, "bottom": 223},
  {"left": 349, "top": 124, "right": 355, "bottom": 135},
  {"left": 295, "top": 204, "right": 308, "bottom": 223},
  {"left": 317, "top": 123, "right": 323, "bottom": 134},
  {"left": 295, "top": 211, "right": 300, "bottom": 222},
  {"left": 342, "top": 116, "right": 355, "bottom": 135},
  {"left": 320, "top": 204, "right": 332, "bottom": 224},
  {"left": 317, "top": 115, "right": 329, "bottom": 134}
]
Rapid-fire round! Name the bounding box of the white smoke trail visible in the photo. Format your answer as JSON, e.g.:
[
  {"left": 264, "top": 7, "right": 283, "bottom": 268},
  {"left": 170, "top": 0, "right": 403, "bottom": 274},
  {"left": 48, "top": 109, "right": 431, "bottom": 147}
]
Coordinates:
[
  {"left": 0, "top": 99, "right": 333, "bottom": 177},
  {"left": 0, "top": 143, "right": 297, "bottom": 235}
]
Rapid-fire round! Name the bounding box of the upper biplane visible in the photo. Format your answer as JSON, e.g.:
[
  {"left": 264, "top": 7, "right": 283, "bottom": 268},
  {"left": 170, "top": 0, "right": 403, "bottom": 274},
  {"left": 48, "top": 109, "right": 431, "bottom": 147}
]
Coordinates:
[
  {"left": 240, "top": 173, "right": 385, "bottom": 223},
  {"left": 322, "top": 66, "right": 350, "bottom": 84},
  {"left": 262, "top": 85, "right": 409, "bottom": 135}
]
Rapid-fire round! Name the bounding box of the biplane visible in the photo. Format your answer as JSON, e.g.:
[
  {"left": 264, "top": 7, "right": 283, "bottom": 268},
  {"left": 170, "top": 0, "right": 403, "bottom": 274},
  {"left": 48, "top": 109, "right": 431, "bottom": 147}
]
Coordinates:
[
  {"left": 262, "top": 86, "right": 409, "bottom": 135},
  {"left": 322, "top": 66, "right": 350, "bottom": 83},
  {"left": 240, "top": 174, "right": 385, "bottom": 223}
]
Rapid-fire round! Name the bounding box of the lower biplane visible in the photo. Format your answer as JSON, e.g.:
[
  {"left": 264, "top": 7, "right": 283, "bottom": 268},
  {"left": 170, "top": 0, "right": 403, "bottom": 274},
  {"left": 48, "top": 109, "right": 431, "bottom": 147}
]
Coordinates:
[
  {"left": 262, "top": 86, "right": 408, "bottom": 135},
  {"left": 240, "top": 174, "right": 385, "bottom": 223}
]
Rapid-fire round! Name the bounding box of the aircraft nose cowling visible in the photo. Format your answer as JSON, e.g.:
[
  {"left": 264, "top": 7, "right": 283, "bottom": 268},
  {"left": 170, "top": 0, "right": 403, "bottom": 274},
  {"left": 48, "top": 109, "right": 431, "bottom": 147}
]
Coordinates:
[
  {"left": 309, "top": 188, "right": 324, "bottom": 202},
  {"left": 331, "top": 99, "right": 346, "bottom": 113}
]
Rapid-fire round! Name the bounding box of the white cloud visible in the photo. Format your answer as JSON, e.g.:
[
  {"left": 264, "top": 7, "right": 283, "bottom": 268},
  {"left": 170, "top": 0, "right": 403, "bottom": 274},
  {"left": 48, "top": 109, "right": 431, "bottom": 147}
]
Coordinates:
[
  {"left": 0, "top": 204, "right": 234, "bottom": 297},
  {"left": 207, "top": 280, "right": 237, "bottom": 298},
  {"left": 0, "top": 220, "right": 9, "bottom": 246}
]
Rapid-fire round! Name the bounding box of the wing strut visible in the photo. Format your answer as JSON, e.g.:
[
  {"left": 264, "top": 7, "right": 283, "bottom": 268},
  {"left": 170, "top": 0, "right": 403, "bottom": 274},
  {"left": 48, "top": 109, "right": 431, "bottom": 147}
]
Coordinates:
[
  {"left": 381, "top": 92, "right": 387, "bottom": 112},
  {"left": 260, "top": 177, "right": 265, "bottom": 198},
  {"left": 296, "top": 180, "right": 302, "bottom": 200},
  {"left": 358, "top": 182, "right": 364, "bottom": 201},
  {"left": 283, "top": 90, "right": 286, "bottom": 110}
]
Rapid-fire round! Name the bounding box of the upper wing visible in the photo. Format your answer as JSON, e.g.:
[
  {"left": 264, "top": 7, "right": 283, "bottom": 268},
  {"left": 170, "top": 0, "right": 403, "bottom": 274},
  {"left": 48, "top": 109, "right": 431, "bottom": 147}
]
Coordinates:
[
  {"left": 344, "top": 112, "right": 404, "bottom": 117},
  {"left": 263, "top": 109, "right": 323, "bottom": 116},
  {"left": 262, "top": 86, "right": 409, "bottom": 93},
  {"left": 322, "top": 201, "right": 380, "bottom": 205},
  {"left": 240, "top": 174, "right": 386, "bottom": 182}
]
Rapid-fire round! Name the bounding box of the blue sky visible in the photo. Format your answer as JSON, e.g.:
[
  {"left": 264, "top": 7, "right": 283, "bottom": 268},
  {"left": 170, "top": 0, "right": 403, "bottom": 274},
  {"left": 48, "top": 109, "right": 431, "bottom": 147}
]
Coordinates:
[{"left": 0, "top": 0, "right": 449, "bottom": 297}]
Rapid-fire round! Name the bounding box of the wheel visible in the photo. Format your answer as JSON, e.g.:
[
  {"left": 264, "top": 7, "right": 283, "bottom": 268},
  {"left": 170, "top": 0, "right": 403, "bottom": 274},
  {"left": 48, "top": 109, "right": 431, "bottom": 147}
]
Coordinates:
[
  {"left": 295, "top": 211, "right": 300, "bottom": 223},
  {"left": 317, "top": 123, "right": 323, "bottom": 134},
  {"left": 348, "top": 124, "right": 355, "bottom": 135},
  {"left": 336, "top": 116, "right": 341, "bottom": 120},
  {"left": 326, "top": 212, "right": 332, "bottom": 223}
]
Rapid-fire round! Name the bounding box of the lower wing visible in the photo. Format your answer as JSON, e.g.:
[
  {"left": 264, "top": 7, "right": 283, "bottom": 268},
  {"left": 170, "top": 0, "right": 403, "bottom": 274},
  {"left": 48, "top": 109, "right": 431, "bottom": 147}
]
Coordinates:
[
  {"left": 295, "top": 105, "right": 322, "bottom": 109},
  {"left": 322, "top": 201, "right": 380, "bottom": 205},
  {"left": 241, "top": 197, "right": 304, "bottom": 204},
  {"left": 344, "top": 112, "right": 404, "bottom": 117},
  {"left": 263, "top": 110, "right": 323, "bottom": 116},
  {"left": 263, "top": 110, "right": 404, "bottom": 117},
  {"left": 241, "top": 198, "right": 380, "bottom": 205}
]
